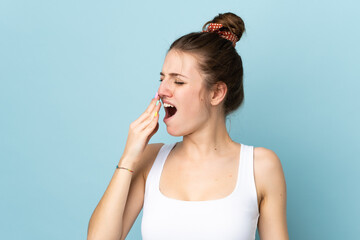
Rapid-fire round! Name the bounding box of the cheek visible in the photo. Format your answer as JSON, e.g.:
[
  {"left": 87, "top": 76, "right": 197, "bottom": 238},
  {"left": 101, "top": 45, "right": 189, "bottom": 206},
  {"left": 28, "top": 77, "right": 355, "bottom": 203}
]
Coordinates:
[
  {"left": 183, "top": 89, "right": 209, "bottom": 115},
  {"left": 199, "top": 87, "right": 212, "bottom": 112}
]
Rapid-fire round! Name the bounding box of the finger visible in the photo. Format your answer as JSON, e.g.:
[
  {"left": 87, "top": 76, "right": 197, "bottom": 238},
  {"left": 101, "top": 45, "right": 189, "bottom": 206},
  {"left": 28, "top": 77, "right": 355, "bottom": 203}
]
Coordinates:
[
  {"left": 144, "top": 110, "right": 160, "bottom": 134},
  {"left": 137, "top": 98, "right": 161, "bottom": 125},
  {"left": 139, "top": 104, "right": 160, "bottom": 132},
  {"left": 133, "top": 97, "right": 160, "bottom": 126}
]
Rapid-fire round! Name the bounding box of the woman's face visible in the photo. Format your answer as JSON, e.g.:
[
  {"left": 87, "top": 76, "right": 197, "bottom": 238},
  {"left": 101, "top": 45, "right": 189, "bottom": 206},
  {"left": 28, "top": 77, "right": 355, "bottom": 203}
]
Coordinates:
[{"left": 158, "top": 49, "right": 211, "bottom": 136}]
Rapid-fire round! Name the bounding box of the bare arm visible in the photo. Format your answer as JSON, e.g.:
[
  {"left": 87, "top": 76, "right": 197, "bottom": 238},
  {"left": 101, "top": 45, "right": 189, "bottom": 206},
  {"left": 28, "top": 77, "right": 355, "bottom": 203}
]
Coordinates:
[
  {"left": 254, "top": 147, "right": 289, "bottom": 240},
  {"left": 87, "top": 157, "right": 138, "bottom": 240},
  {"left": 87, "top": 95, "right": 162, "bottom": 240}
]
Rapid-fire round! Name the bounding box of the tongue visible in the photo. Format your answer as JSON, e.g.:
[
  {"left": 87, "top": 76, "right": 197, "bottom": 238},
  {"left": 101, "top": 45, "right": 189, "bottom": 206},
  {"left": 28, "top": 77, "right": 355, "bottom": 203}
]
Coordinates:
[{"left": 168, "top": 107, "right": 177, "bottom": 117}]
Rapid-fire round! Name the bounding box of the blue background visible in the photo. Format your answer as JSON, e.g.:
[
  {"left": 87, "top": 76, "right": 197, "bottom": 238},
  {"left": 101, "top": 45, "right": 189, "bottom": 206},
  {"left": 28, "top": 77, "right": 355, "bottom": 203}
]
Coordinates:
[{"left": 1, "top": 0, "right": 359, "bottom": 239}]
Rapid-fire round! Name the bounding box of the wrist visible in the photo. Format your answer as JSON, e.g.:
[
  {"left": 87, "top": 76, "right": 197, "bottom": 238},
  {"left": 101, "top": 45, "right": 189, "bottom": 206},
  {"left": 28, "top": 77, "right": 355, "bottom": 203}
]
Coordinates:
[
  {"left": 118, "top": 157, "right": 137, "bottom": 171},
  {"left": 116, "top": 164, "right": 134, "bottom": 173}
]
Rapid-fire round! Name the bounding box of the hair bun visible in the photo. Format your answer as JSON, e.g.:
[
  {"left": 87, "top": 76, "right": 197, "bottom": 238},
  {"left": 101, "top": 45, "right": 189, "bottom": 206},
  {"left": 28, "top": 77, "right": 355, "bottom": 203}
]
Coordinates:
[{"left": 202, "top": 12, "right": 245, "bottom": 43}]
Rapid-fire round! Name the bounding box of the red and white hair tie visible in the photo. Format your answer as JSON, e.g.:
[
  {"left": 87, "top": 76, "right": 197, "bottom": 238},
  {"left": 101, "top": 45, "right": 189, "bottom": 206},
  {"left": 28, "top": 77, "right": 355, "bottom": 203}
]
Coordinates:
[{"left": 202, "top": 23, "right": 239, "bottom": 47}]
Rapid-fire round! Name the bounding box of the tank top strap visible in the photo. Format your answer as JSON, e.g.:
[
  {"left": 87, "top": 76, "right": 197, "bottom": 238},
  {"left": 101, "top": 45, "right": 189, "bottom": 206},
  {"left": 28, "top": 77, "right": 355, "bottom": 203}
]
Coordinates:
[
  {"left": 238, "top": 144, "right": 254, "bottom": 178},
  {"left": 237, "top": 144, "right": 259, "bottom": 211},
  {"left": 144, "top": 142, "right": 177, "bottom": 198}
]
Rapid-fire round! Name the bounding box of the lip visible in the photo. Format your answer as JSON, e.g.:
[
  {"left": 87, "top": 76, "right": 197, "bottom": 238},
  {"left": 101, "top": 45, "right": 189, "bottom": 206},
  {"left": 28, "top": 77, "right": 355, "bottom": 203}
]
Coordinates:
[
  {"left": 163, "top": 111, "right": 175, "bottom": 123},
  {"left": 162, "top": 100, "right": 176, "bottom": 108}
]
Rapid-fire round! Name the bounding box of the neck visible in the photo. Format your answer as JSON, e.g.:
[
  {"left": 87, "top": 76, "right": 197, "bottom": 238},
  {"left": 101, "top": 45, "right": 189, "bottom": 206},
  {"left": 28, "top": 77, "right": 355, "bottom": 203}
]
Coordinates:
[{"left": 176, "top": 113, "right": 236, "bottom": 164}]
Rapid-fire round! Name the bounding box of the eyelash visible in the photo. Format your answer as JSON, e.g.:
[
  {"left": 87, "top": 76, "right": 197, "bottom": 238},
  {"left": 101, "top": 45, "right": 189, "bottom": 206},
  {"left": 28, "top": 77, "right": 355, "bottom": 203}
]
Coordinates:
[{"left": 159, "top": 79, "right": 184, "bottom": 85}]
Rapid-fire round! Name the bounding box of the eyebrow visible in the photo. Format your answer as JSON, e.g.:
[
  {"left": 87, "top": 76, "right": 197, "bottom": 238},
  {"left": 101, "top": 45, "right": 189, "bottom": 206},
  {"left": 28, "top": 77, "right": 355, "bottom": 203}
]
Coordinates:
[{"left": 160, "top": 72, "right": 188, "bottom": 79}]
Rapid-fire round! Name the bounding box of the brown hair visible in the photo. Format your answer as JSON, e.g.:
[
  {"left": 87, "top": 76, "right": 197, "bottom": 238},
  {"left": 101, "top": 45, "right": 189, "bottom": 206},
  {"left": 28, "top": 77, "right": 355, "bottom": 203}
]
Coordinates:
[{"left": 168, "top": 12, "right": 246, "bottom": 117}]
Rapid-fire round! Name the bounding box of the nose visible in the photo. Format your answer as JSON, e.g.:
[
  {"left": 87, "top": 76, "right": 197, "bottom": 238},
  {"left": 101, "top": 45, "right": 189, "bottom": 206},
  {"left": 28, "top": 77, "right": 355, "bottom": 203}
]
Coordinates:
[{"left": 157, "top": 78, "right": 174, "bottom": 100}]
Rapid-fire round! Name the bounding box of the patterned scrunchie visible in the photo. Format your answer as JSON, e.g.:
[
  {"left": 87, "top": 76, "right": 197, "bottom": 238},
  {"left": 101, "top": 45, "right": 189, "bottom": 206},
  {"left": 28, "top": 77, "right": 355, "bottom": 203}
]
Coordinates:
[{"left": 202, "top": 23, "right": 239, "bottom": 47}]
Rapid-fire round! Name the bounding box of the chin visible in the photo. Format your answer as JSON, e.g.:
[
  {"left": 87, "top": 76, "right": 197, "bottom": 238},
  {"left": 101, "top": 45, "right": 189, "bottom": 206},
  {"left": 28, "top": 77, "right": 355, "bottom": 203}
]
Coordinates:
[
  {"left": 166, "top": 123, "right": 198, "bottom": 137},
  {"left": 166, "top": 126, "right": 184, "bottom": 137}
]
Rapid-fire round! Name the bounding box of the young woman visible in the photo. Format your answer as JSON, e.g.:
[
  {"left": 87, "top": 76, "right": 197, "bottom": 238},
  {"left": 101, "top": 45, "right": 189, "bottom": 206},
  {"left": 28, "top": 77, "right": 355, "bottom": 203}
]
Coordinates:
[{"left": 88, "top": 12, "right": 289, "bottom": 240}]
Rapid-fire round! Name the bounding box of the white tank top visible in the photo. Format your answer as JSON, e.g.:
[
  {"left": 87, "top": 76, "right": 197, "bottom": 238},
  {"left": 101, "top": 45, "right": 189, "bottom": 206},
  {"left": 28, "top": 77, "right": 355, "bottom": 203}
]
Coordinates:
[{"left": 141, "top": 142, "right": 259, "bottom": 240}]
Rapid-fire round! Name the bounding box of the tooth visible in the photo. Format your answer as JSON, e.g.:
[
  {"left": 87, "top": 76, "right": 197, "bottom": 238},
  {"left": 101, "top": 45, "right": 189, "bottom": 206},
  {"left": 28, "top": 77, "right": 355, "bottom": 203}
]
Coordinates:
[{"left": 164, "top": 103, "right": 174, "bottom": 107}]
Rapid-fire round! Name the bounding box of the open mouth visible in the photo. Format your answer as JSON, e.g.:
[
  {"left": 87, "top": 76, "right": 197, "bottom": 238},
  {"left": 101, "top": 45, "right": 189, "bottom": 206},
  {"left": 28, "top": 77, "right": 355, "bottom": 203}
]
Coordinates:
[{"left": 164, "top": 105, "right": 177, "bottom": 120}]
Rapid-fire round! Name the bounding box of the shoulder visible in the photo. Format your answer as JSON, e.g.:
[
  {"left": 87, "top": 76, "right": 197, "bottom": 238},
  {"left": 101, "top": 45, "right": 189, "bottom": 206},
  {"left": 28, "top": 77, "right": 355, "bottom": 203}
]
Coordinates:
[
  {"left": 141, "top": 143, "right": 165, "bottom": 168},
  {"left": 143, "top": 143, "right": 166, "bottom": 158},
  {"left": 253, "top": 147, "right": 282, "bottom": 171},
  {"left": 253, "top": 147, "right": 286, "bottom": 198},
  {"left": 141, "top": 143, "right": 165, "bottom": 181}
]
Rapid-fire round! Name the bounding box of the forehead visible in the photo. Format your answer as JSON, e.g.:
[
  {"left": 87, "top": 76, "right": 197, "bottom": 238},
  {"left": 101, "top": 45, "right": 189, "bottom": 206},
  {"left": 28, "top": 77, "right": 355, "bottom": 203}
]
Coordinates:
[{"left": 162, "top": 50, "right": 203, "bottom": 80}]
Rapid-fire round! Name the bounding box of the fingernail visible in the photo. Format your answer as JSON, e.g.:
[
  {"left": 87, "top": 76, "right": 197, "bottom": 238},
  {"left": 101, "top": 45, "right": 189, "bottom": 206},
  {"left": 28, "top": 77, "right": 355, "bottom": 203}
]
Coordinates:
[
  {"left": 154, "top": 92, "right": 158, "bottom": 99},
  {"left": 156, "top": 100, "right": 159, "bottom": 106},
  {"left": 154, "top": 111, "right": 158, "bottom": 117}
]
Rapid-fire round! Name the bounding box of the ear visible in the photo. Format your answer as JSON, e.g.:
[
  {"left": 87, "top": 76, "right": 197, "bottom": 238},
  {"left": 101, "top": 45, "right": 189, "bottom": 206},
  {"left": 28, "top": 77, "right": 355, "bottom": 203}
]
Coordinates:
[{"left": 210, "top": 81, "right": 227, "bottom": 106}]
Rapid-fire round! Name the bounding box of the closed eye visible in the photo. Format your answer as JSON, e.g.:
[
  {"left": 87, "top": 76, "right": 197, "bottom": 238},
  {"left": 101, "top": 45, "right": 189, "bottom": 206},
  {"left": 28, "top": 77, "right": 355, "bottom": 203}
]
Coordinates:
[{"left": 159, "top": 79, "right": 185, "bottom": 85}]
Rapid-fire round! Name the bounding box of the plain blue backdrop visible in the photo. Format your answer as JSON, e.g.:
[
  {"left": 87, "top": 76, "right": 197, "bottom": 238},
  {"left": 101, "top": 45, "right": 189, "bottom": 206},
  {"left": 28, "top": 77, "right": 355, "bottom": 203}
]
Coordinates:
[{"left": 1, "top": 0, "right": 359, "bottom": 239}]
